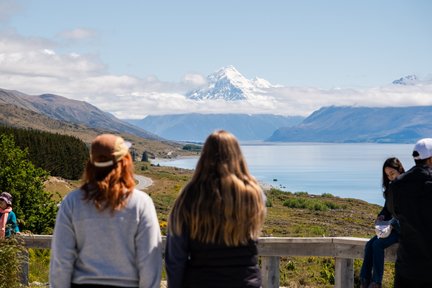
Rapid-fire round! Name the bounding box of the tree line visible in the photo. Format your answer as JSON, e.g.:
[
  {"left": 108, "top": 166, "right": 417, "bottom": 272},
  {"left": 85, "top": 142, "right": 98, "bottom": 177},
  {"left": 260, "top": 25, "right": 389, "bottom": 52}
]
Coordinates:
[
  {"left": 0, "top": 125, "right": 88, "bottom": 180},
  {"left": 0, "top": 126, "right": 90, "bottom": 234}
]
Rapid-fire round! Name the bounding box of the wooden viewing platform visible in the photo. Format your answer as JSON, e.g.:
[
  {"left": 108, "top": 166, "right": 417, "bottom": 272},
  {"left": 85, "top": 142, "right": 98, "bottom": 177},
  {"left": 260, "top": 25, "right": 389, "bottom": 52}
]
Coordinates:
[{"left": 19, "top": 235, "right": 398, "bottom": 288}]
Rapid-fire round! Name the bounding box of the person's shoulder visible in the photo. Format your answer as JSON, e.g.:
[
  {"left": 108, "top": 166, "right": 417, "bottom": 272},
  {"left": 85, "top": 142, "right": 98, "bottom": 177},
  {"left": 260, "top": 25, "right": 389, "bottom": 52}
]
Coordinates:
[
  {"left": 396, "top": 165, "right": 430, "bottom": 181},
  {"left": 60, "top": 188, "right": 84, "bottom": 206},
  {"left": 130, "top": 189, "right": 153, "bottom": 204},
  {"left": 411, "top": 165, "right": 432, "bottom": 179},
  {"left": 64, "top": 188, "right": 83, "bottom": 199}
]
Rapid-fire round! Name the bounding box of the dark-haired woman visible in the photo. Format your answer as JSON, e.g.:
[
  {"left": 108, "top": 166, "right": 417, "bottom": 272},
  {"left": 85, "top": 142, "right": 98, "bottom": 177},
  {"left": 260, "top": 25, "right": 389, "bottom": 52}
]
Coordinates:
[{"left": 360, "top": 157, "right": 405, "bottom": 288}]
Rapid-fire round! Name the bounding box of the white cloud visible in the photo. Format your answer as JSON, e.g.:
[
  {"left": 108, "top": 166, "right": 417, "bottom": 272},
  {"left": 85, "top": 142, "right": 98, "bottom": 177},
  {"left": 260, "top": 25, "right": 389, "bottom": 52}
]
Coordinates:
[
  {"left": 57, "top": 28, "right": 96, "bottom": 41},
  {"left": 1, "top": 30, "right": 432, "bottom": 119},
  {"left": 0, "top": 34, "right": 105, "bottom": 80},
  {"left": 181, "top": 73, "right": 207, "bottom": 86}
]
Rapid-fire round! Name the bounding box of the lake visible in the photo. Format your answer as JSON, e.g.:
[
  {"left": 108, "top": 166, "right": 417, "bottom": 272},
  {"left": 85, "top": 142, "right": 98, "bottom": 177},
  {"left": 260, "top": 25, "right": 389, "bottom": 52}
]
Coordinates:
[{"left": 154, "top": 142, "right": 415, "bottom": 205}]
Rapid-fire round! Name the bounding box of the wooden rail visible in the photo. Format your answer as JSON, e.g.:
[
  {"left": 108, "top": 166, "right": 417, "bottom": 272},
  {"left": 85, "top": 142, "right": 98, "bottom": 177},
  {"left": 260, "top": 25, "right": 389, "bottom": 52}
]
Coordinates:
[{"left": 18, "top": 235, "right": 398, "bottom": 288}]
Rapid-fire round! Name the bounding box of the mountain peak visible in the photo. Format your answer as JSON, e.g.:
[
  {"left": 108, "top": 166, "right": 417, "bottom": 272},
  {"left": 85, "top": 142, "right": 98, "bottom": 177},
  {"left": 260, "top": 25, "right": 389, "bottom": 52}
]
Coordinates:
[
  {"left": 392, "top": 74, "right": 418, "bottom": 85},
  {"left": 186, "top": 66, "right": 272, "bottom": 101}
]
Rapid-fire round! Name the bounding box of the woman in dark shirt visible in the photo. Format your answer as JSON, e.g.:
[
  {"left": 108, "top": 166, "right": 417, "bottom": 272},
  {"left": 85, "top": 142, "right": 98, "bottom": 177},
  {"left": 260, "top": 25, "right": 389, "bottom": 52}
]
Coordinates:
[
  {"left": 360, "top": 157, "right": 405, "bottom": 288},
  {"left": 165, "top": 130, "right": 266, "bottom": 288}
]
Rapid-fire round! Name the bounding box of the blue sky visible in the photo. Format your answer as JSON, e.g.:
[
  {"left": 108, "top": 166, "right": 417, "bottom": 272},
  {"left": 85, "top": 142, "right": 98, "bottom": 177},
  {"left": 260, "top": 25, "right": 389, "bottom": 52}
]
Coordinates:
[{"left": 0, "top": 0, "right": 431, "bottom": 118}]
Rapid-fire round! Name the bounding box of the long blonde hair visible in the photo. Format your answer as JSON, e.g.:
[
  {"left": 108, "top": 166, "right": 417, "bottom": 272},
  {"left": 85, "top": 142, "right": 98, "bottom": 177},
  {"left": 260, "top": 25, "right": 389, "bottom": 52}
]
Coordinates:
[
  {"left": 169, "top": 130, "right": 265, "bottom": 246},
  {"left": 81, "top": 153, "right": 135, "bottom": 212}
]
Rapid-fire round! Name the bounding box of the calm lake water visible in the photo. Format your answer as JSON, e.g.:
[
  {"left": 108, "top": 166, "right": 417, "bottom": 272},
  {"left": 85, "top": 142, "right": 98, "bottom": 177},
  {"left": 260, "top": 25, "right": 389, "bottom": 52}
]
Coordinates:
[{"left": 155, "top": 143, "right": 415, "bottom": 205}]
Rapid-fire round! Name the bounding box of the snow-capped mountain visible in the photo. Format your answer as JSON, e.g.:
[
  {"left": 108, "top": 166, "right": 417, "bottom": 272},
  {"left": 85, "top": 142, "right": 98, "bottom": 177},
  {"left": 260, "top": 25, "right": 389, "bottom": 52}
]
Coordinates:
[
  {"left": 392, "top": 74, "right": 419, "bottom": 85},
  {"left": 186, "top": 65, "right": 275, "bottom": 101}
]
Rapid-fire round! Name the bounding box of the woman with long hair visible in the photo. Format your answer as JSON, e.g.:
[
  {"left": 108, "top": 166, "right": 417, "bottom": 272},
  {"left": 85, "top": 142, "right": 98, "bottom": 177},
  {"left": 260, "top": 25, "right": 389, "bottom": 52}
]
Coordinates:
[
  {"left": 50, "top": 134, "right": 162, "bottom": 288},
  {"left": 360, "top": 157, "right": 405, "bottom": 288},
  {"left": 165, "top": 130, "right": 266, "bottom": 288}
]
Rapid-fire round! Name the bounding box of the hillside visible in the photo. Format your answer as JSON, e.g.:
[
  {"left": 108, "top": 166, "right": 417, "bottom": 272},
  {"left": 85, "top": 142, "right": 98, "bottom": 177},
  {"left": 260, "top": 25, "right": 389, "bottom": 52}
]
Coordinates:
[
  {"left": 0, "top": 89, "right": 195, "bottom": 158},
  {"left": 268, "top": 105, "right": 432, "bottom": 143},
  {"left": 0, "top": 88, "right": 161, "bottom": 140}
]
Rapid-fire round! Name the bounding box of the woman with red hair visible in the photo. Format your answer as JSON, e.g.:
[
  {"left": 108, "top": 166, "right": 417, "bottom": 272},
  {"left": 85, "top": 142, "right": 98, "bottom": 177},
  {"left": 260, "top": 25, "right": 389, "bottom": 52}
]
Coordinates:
[{"left": 50, "top": 134, "right": 162, "bottom": 288}]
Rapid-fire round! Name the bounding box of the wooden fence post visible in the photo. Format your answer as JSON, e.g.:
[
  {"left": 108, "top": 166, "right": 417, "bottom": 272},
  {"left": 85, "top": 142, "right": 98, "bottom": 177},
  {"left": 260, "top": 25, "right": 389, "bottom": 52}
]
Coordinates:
[
  {"left": 19, "top": 249, "right": 29, "bottom": 286},
  {"left": 335, "top": 257, "right": 354, "bottom": 288},
  {"left": 261, "top": 256, "right": 280, "bottom": 288}
]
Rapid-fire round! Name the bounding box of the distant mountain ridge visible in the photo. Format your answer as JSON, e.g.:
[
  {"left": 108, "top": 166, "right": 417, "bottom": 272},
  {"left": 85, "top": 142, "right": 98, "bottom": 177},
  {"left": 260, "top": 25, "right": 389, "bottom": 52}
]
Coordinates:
[
  {"left": 126, "top": 113, "right": 304, "bottom": 142},
  {"left": 186, "top": 65, "right": 276, "bottom": 101},
  {"left": 268, "top": 105, "right": 432, "bottom": 143},
  {"left": 0, "top": 88, "right": 160, "bottom": 140}
]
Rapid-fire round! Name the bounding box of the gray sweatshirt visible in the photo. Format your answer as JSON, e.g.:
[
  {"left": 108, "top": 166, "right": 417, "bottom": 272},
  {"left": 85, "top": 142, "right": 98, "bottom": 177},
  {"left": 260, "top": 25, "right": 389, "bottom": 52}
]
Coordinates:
[{"left": 49, "top": 188, "right": 162, "bottom": 288}]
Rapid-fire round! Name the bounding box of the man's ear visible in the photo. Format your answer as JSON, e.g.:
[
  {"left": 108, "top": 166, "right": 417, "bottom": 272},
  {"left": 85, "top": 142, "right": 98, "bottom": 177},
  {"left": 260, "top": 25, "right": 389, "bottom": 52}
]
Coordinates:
[{"left": 426, "top": 157, "right": 432, "bottom": 167}]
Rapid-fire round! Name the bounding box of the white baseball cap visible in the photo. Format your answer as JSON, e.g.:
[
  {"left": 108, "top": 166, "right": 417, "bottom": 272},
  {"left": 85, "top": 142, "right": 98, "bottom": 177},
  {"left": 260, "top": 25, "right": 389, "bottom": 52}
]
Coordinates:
[{"left": 412, "top": 138, "right": 432, "bottom": 160}]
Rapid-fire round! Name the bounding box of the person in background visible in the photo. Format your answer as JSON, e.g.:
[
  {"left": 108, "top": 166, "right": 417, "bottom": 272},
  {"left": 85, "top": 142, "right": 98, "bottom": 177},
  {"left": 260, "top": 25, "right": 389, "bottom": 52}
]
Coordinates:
[
  {"left": 360, "top": 157, "right": 405, "bottom": 288},
  {"left": 0, "top": 192, "right": 20, "bottom": 238},
  {"left": 388, "top": 138, "right": 432, "bottom": 288},
  {"left": 50, "top": 134, "right": 162, "bottom": 288},
  {"left": 165, "top": 130, "right": 266, "bottom": 288}
]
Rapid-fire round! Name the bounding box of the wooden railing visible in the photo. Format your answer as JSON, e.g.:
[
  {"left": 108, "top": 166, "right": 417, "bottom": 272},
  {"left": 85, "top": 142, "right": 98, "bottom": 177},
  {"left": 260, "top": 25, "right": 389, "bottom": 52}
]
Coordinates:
[{"left": 18, "top": 235, "right": 398, "bottom": 288}]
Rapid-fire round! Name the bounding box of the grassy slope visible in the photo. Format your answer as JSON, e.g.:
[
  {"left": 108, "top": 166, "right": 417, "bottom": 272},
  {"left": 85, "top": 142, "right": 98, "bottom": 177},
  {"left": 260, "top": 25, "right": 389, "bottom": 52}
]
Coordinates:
[{"left": 41, "top": 163, "right": 395, "bottom": 287}]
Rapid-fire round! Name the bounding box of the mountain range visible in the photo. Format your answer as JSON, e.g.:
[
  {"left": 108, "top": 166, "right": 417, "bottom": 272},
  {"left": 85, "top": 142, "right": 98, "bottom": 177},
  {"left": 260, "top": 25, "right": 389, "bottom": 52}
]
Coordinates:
[
  {"left": 125, "top": 66, "right": 302, "bottom": 142},
  {"left": 2, "top": 66, "right": 432, "bottom": 146},
  {"left": 127, "top": 67, "right": 432, "bottom": 143},
  {"left": 126, "top": 113, "right": 304, "bottom": 142},
  {"left": 268, "top": 105, "right": 432, "bottom": 143}
]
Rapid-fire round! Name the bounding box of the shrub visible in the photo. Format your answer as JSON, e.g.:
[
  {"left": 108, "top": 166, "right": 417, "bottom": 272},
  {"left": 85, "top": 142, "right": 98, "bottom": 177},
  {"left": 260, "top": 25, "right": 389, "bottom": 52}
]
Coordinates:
[
  {"left": 265, "top": 198, "right": 273, "bottom": 207},
  {"left": 283, "top": 197, "right": 341, "bottom": 212},
  {"left": 182, "top": 144, "right": 201, "bottom": 152},
  {"left": 294, "top": 191, "right": 309, "bottom": 196},
  {"left": 0, "top": 237, "right": 25, "bottom": 288},
  {"left": 321, "top": 193, "right": 334, "bottom": 198},
  {"left": 320, "top": 258, "right": 335, "bottom": 285}
]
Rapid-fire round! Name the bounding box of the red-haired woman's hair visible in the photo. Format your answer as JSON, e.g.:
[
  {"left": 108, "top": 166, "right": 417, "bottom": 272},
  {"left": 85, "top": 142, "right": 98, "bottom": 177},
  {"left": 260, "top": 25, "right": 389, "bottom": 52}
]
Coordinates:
[{"left": 81, "top": 153, "right": 135, "bottom": 212}]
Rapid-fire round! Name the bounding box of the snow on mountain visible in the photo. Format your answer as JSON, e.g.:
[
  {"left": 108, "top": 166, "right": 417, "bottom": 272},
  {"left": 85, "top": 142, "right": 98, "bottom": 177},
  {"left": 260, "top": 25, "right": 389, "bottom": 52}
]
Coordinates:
[
  {"left": 186, "top": 65, "right": 275, "bottom": 101},
  {"left": 392, "top": 74, "right": 419, "bottom": 85},
  {"left": 252, "top": 77, "right": 273, "bottom": 89}
]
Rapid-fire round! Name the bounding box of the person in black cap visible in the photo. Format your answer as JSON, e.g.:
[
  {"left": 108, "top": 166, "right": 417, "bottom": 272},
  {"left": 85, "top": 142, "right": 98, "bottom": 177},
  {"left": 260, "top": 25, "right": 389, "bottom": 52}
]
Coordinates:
[{"left": 388, "top": 138, "right": 432, "bottom": 287}]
